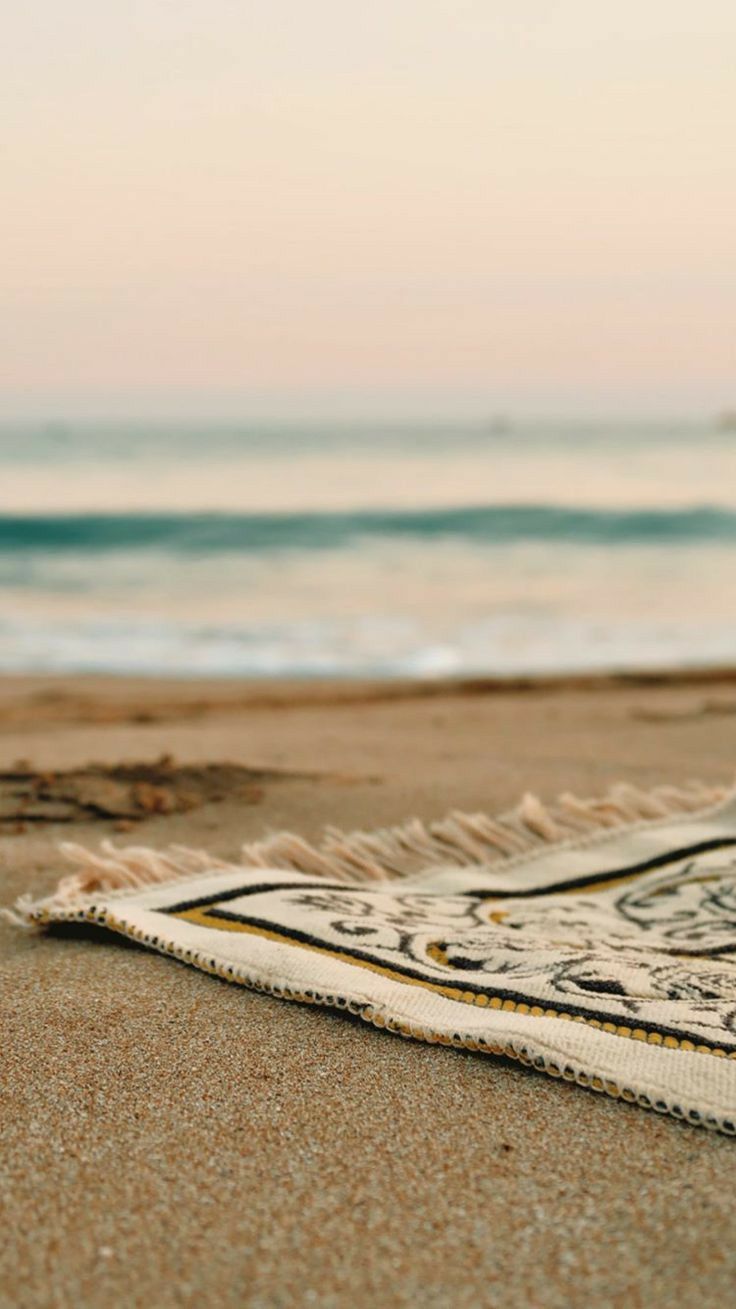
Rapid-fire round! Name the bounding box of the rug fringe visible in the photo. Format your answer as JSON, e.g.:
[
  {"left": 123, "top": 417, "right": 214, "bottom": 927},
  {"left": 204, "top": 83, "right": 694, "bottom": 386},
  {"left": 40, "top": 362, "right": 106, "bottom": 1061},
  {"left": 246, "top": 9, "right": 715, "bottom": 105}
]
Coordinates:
[
  {"left": 231, "top": 779, "right": 730, "bottom": 880},
  {"left": 6, "top": 777, "right": 732, "bottom": 926}
]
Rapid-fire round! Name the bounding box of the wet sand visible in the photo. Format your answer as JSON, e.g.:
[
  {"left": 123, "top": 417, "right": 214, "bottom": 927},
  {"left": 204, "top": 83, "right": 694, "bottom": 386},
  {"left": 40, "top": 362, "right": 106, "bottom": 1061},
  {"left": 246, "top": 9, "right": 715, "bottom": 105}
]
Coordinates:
[{"left": 2, "top": 672, "right": 736, "bottom": 1307}]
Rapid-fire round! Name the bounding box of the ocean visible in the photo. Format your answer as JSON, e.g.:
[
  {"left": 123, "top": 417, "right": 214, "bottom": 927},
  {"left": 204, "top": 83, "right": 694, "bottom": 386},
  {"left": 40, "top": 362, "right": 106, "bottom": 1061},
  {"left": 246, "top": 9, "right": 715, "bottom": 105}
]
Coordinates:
[{"left": 1, "top": 421, "right": 734, "bottom": 678}]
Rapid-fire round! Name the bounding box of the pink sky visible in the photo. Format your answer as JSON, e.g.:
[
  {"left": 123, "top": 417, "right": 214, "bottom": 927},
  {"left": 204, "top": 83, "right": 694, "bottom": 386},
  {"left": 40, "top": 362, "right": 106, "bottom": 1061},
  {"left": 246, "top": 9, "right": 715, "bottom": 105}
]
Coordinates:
[{"left": 3, "top": 1, "right": 735, "bottom": 418}]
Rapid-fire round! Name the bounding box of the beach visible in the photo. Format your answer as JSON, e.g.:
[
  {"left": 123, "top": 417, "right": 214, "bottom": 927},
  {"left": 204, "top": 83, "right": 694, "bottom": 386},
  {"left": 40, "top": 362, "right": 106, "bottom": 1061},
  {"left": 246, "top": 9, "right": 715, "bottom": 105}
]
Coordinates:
[
  {"left": 6, "top": 0, "right": 736, "bottom": 1300},
  {"left": 2, "top": 670, "right": 736, "bottom": 1308}
]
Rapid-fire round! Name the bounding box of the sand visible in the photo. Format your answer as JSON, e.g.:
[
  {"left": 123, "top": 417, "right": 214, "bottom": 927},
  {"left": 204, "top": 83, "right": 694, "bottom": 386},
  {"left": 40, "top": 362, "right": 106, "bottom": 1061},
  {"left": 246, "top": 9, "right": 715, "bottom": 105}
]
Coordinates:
[{"left": 2, "top": 672, "right": 736, "bottom": 1308}]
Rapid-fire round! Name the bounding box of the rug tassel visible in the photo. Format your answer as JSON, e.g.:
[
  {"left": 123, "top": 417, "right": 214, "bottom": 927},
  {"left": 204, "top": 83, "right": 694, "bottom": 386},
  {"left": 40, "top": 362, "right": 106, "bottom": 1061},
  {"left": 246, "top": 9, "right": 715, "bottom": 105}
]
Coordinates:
[{"left": 5, "top": 777, "right": 732, "bottom": 926}]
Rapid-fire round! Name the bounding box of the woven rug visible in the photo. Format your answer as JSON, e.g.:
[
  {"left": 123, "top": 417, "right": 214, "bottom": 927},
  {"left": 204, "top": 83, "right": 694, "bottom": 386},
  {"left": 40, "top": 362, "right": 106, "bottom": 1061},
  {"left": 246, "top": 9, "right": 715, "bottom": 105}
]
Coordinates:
[{"left": 10, "top": 778, "right": 736, "bottom": 1134}]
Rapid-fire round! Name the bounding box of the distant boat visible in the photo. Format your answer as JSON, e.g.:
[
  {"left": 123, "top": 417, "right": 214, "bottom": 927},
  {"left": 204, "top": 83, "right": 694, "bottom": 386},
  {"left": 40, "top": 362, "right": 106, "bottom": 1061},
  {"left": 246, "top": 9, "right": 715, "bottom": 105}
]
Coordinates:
[{"left": 716, "top": 410, "right": 736, "bottom": 432}]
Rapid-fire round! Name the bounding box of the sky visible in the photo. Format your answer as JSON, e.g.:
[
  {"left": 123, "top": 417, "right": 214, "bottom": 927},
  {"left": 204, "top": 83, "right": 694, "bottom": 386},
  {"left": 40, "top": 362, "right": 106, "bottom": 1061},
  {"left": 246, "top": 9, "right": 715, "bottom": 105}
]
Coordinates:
[{"left": 2, "top": 1, "right": 735, "bottom": 420}]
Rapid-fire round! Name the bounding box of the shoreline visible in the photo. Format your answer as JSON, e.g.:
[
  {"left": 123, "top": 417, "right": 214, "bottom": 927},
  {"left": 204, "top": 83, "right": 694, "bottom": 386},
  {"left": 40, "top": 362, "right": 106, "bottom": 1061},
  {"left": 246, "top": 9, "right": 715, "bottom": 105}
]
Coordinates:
[{"left": 2, "top": 660, "right": 736, "bottom": 718}]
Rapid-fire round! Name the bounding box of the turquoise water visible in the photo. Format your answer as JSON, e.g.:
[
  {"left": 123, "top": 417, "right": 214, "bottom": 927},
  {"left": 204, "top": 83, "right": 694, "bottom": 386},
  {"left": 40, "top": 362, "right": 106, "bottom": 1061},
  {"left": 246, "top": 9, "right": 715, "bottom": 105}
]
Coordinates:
[
  {"left": 3, "top": 505, "right": 736, "bottom": 554},
  {"left": 1, "top": 422, "right": 734, "bottom": 676}
]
